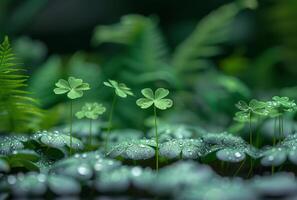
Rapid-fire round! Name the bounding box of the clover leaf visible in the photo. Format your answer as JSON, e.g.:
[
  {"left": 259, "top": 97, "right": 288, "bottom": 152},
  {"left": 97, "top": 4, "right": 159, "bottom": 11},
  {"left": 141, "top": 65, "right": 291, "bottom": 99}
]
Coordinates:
[
  {"left": 266, "top": 96, "right": 297, "bottom": 142},
  {"left": 76, "top": 103, "right": 106, "bottom": 146},
  {"left": 103, "top": 80, "right": 134, "bottom": 152},
  {"left": 53, "top": 76, "right": 90, "bottom": 153},
  {"left": 136, "top": 88, "right": 173, "bottom": 110},
  {"left": 76, "top": 103, "right": 106, "bottom": 120},
  {"left": 136, "top": 88, "right": 173, "bottom": 172},
  {"left": 234, "top": 99, "right": 268, "bottom": 146},
  {"left": 53, "top": 76, "right": 90, "bottom": 99},
  {"left": 104, "top": 79, "right": 133, "bottom": 98},
  {"left": 234, "top": 99, "right": 268, "bottom": 122}
]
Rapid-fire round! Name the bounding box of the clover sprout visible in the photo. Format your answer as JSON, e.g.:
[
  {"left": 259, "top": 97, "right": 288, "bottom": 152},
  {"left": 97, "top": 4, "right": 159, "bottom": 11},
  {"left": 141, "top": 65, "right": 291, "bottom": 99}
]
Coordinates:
[
  {"left": 75, "top": 103, "right": 106, "bottom": 146},
  {"left": 136, "top": 88, "right": 173, "bottom": 171},
  {"left": 103, "top": 80, "right": 133, "bottom": 150},
  {"left": 53, "top": 77, "right": 90, "bottom": 153}
]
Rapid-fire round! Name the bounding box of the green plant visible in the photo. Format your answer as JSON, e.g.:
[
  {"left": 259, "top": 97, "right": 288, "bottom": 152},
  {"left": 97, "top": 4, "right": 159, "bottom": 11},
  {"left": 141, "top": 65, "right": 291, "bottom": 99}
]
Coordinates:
[
  {"left": 266, "top": 96, "right": 296, "bottom": 142},
  {"left": 53, "top": 76, "right": 90, "bottom": 152},
  {"left": 234, "top": 99, "right": 268, "bottom": 145},
  {"left": 136, "top": 88, "right": 173, "bottom": 171},
  {"left": 103, "top": 80, "right": 133, "bottom": 150},
  {"left": 0, "top": 36, "right": 43, "bottom": 133},
  {"left": 75, "top": 102, "right": 106, "bottom": 146}
]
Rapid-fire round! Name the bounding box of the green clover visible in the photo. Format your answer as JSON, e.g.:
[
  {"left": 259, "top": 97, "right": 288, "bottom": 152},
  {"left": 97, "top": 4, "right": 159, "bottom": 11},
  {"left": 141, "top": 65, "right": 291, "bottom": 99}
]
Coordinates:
[
  {"left": 234, "top": 99, "right": 268, "bottom": 122},
  {"left": 76, "top": 103, "right": 106, "bottom": 146},
  {"left": 136, "top": 88, "right": 173, "bottom": 110},
  {"left": 53, "top": 76, "right": 90, "bottom": 154},
  {"left": 267, "top": 96, "right": 297, "bottom": 116},
  {"left": 103, "top": 79, "right": 133, "bottom": 98},
  {"left": 103, "top": 80, "right": 134, "bottom": 151},
  {"left": 76, "top": 103, "right": 106, "bottom": 120},
  {"left": 234, "top": 99, "right": 267, "bottom": 146},
  {"left": 267, "top": 96, "right": 297, "bottom": 143},
  {"left": 54, "top": 76, "right": 90, "bottom": 99},
  {"left": 136, "top": 88, "right": 173, "bottom": 172}
]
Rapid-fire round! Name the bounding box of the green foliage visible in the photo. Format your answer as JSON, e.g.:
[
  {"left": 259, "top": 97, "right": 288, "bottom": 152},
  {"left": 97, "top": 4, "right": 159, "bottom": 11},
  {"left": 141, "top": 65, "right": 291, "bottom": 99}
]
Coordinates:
[
  {"left": 53, "top": 76, "right": 90, "bottom": 100},
  {"left": 0, "top": 36, "right": 43, "bottom": 132},
  {"left": 234, "top": 99, "right": 268, "bottom": 122},
  {"left": 104, "top": 79, "right": 134, "bottom": 98},
  {"left": 267, "top": 96, "right": 297, "bottom": 117},
  {"left": 136, "top": 88, "right": 173, "bottom": 110},
  {"left": 107, "top": 139, "right": 156, "bottom": 160},
  {"left": 75, "top": 103, "right": 106, "bottom": 120}
]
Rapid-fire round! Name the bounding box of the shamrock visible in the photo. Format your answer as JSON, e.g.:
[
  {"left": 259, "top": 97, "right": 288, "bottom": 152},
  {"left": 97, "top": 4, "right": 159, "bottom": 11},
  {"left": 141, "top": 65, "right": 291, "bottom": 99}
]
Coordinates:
[
  {"left": 234, "top": 99, "right": 268, "bottom": 146},
  {"left": 266, "top": 96, "right": 297, "bottom": 142},
  {"left": 76, "top": 103, "right": 106, "bottom": 146},
  {"left": 136, "top": 88, "right": 173, "bottom": 172},
  {"left": 53, "top": 76, "right": 90, "bottom": 153},
  {"left": 54, "top": 76, "right": 90, "bottom": 99},
  {"left": 103, "top": 80, "right": 134, "bottom": 151},
  {"left": 136, "top": 88, "right": 173, "bottom": 110},
  {"left": 267, "top": 96, "right": 297, "bottom": 116},
  {"left": 234, "top": 99, "right": 268, "bottom": 122},
  {"left": 76, "top": 103, "right": 106, "bottom": 120},
  {"left": 103, "top": 79, "right": 133, "bottom": 98}
]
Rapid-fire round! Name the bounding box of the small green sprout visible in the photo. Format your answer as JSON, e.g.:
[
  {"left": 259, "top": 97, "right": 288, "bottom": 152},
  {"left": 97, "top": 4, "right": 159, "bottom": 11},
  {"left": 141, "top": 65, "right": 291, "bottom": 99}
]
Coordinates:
[
  {"left": 76, "top": 103, "right": 106, "bottom": 146},
  {"left": 54, "top": 76, "right": 90, "bottom": 153},
  {"left": 136, "top": 88, "right": 173, "bottom": 171},
  {"left": 103, "top": 80, "right": 134, "bottom": 151}
]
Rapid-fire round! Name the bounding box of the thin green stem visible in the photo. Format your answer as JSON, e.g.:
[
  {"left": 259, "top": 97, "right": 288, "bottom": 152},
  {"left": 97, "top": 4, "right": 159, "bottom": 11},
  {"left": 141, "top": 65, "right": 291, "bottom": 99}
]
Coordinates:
[
  {"left": 281, "top": 115, "right": 284, "bottom": 138},
  {"left": 154, "top": 106, "right": 159, "bottom": 172},
  {"left": 105, "top": 93, "right": 117, "bottom": 151},
  {"left": 89, "top": 119, "right": 93, "bottom": 146},
  {"left": 273, "top": 117, "right": 276, "bottom": 146},
  {"left": 249, "top": 113, "right": 252, "bottom": 145},
  {"left": 233, "top": 159, "right": 245, "bottom": 177},
  {"left": 69, "top": 100, "right": 73, "bottom": 155}
]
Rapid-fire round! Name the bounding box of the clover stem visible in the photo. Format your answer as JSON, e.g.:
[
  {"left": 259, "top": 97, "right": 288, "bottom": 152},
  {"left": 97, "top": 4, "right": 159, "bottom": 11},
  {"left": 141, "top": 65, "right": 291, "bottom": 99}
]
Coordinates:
[
  {"left": 273, "top": 117, "right": 276, "bottom": 146},
  {"left": 69, "top": 100, "right": 73, "bottom": 155},
  {"left": 249, "top": 113, "right": 252, "bottom": 145},
  {"left": 281, "top": 115, "right": 284, "bottom": 138},
  {"left": 105, "top": 93, "right": 117, "bottom": 151},
  {"left": 154, "top": 105, "right": 159, "bottom": 172},
  {"left": 89, "top": 119, "right": 93, "bottom": 146}
]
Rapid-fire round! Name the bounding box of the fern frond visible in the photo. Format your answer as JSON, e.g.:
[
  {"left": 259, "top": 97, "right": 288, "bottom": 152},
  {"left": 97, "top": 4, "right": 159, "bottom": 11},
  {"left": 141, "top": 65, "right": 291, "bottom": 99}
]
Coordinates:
[
  {"left": 172, "top": 3, "right": 241, "bottom": 72},
  {"left": 93, "top": 15, "right": 176, "bottom": 85},
  {"left": 0, "top": 36, "right": 43, "bottom": 133}
]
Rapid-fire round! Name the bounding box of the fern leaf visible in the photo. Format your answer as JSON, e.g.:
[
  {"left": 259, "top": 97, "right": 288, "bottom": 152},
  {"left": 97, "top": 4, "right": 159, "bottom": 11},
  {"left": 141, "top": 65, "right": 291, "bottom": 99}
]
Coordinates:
[
  {"left": 172, "top": 3, "right": 241, "bottom": 72},
  {"left": 0, "top": 36, "right": 43, "bottom": 133}
]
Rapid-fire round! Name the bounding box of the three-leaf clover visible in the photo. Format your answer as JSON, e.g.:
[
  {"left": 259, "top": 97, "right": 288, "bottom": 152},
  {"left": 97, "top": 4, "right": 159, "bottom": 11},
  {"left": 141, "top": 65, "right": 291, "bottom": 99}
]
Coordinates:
[
  {"left": 234, "top": 99, "right": 268, "bottom": 122},
  {"left": 76, "top": 103, "right": 106, "bottom": 146},
  {"left": 267, "top": 96, "right": 297, "bottom": 116},
  {"left": 136, "top": 88, "right": 173, "bottom": 172},
  {"left": 76, "top": 103, "right": 106, "bottom": 120},
  {"left": 54, "top": 76, "right": 90, "bottom": 99},
  {"left": 53, "top": 76, "right": 90, "bottom": 154},
  {"left": 103, "top": 79, "right": 134, "bottom": 98},
  {"left": 234, "top": 99, "right": 267, "bottom": 145},
  {"left": 136, "top": 88, "right": 173, "bottom": 110},
  {"left": 103, "top": 80, "right": 134, "bottom": 151},
  {"left": 267, "top": 96, "right": 297, "bottom": 142}
]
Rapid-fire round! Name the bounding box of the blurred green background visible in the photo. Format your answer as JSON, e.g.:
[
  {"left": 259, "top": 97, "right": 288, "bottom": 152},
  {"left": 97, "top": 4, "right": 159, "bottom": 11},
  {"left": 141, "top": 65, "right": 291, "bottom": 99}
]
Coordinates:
[{"left": 1, "top": 0, "right": 297, "bottom": 134}]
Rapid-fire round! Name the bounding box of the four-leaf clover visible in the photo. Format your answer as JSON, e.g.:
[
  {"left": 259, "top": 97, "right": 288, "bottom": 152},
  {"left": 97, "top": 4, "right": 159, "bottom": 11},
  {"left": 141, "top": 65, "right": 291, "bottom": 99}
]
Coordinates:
[
  {"left": 104, "top": 80, "right": 133, "bottom": 98},
  {"left": 76, "top": 103, "right": 106, "bottom": 120},
  {"left": 53, "top": 77, "right": 90, "bottom": 99},
  {"left": 136, "top": 88, "right": 173, "bottom": 110}
]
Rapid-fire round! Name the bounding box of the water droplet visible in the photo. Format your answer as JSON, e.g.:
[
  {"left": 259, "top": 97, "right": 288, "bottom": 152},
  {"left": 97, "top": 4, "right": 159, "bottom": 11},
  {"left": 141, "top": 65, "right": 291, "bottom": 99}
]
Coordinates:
[{"left": 131, "top": 167, "right": 142, "bottom": 177}]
